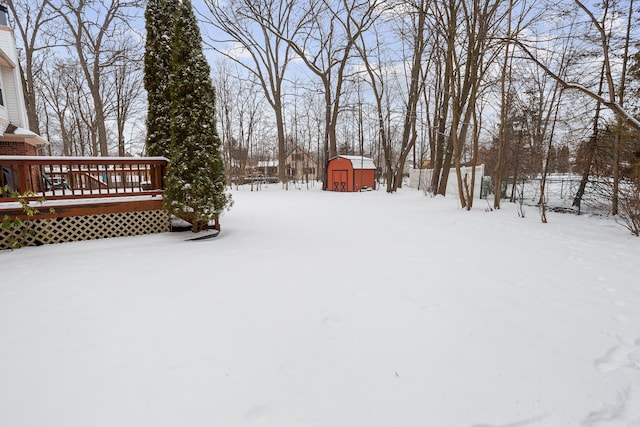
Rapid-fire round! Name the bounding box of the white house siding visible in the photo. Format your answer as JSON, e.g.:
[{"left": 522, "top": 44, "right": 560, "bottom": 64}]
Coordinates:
[
  {"left": 286, "top": 148, "right": 319, "bottom": 181},
  {"left": 2, "top": 65, "right": 24, "bottom": 127},
  {"left": 0, "top": 27, "right": 16, "bottom": 61},
  {"left": 0, "top": 66, "right": 8, "bottom": 127},
  {"left": 0, "top": 25, "right": 28, "bottom": 129}
]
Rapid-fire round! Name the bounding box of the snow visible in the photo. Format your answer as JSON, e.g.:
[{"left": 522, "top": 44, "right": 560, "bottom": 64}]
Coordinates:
[
  {"left": 0, "top": 195, "right": 160, "bottom": 211},
  {"left": 5, "top": 126, "right": 48, "bottom": 144},
  {"left": 333, "top": 155, "right": 377, "bottom": 170},
  {"left": 1, "top": 186, "right": 639, "bottom": 427}
]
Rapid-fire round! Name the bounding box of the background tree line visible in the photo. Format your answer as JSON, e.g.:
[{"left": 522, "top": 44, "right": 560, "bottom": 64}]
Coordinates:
[{"left": 7, "top": 0, "right": 640, "bottom": 225}]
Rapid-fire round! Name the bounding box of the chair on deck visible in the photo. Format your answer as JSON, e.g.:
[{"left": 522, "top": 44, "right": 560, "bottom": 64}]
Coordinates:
[{"left": 42, "top": 172, "right": 69, "bottom": 191}]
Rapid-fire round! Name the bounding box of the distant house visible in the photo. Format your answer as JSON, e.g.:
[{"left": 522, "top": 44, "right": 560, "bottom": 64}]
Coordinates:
[
  {"left": 327, "top": 155, "right": 376, "bottom": 192},
  {"left": 285, "top": 146, "right": 318, "bottom": 182},
  {"left": 247, "top": 147, "right": 319, "bottom": 183},
  {"left": 251, "top": 160, "right": 278, "bottom": 182},
  {"left": 0, "top": 4, "right": 47, "bottom": 156}
]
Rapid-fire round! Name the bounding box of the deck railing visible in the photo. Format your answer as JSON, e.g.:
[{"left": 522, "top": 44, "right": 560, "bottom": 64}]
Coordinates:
[{"left": 0, "top": 156, "right": 168, "bottom": 202}]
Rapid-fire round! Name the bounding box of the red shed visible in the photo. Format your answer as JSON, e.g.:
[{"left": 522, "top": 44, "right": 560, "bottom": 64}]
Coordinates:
[{"left": 327, "top": 155, "right": 376, "bottom": 192}]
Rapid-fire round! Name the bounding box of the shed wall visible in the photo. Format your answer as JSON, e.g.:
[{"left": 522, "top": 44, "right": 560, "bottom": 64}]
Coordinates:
[
  {"left": 352, "top": 169, "right": 375, "bottom": 191},
  {"left": 327, "top": 157, "right": 376, "bottom": 192},
  {"left": 327, "top": 158, "right": 353, "bottom": 192}
]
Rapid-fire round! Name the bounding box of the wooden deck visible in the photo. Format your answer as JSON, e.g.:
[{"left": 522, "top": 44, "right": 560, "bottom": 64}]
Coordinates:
[
  {"left": 1, "top": 156, "right": 170, "bottom": 248},
  {"left": 1, "top": 156, "right": 168, "bottom": 218}
]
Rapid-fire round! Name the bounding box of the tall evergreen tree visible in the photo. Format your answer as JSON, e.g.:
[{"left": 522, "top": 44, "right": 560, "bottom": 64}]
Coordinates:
[
  {"left": 144, "top": 0, "right": 178, "bottom": 158},
  {"left": 163, "top": 0, "right": 230, "bottom": 232}
]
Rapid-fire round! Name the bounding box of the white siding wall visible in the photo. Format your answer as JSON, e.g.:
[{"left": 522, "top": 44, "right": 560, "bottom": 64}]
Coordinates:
[
  {"left": 0, "top": 65, "right": 8, "bottom": 126},
  {"left": 0, "top": 26, "right": 28, "bottom": 129},
  {"left": 0, "top": 28, "right": 14, "bottom": 58},
  {"left": 2, "top": 66, "right": 22, "bottom": 126}
]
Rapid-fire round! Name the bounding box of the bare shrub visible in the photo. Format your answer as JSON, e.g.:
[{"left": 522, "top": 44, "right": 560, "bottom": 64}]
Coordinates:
[{"left": 616, "top": 180, "right": 640, "bottom": 236}]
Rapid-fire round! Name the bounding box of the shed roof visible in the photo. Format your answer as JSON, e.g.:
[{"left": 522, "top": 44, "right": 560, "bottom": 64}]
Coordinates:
[{"left": 331, "top": 155, "right": 376, "bottom": 170}]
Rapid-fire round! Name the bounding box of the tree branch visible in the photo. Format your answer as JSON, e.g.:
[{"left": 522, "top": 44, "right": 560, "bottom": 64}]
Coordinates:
[{"left": 512, "top": 38, "right": 640, "bottom": 132}]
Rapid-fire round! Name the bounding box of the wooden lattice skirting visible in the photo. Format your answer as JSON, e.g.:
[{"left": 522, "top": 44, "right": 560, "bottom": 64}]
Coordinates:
[{"left": 1, "top": 209, "right": 169, "bottom": 249}]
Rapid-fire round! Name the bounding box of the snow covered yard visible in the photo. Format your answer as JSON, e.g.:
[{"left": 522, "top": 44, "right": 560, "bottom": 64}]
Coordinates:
[{"left": 1, "top": 185, "right": 639, "bottom": 427}]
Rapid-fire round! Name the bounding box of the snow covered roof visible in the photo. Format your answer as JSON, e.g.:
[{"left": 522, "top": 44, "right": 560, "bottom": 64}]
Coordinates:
[
  {"left": 256, "top": 160, "right": 278, "bottom": 168},
  {"left": 332, "top": 155, "right": 376, "bottom": 170},
  {"left": 0, "top": 124, "right": 48, "bottom": 146}
]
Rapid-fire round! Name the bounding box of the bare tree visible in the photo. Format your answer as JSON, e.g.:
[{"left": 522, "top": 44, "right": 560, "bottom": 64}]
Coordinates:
[
  {"left": 610, "top": 0, "right": 634, "bottom": 215},
  {"left": 107, "top": 40, "right": 145, "bottom": 157},
  {"left": 513, "top": 0, "right": 637, "bottom": 214},
  {"left": 270, "top": 0, "right": 385, "bottom": 188},
  {"left": 483, "top": 0, "right": 525, "bottom": 210},
  {"left": 423, "top": 0, "right": 511, "bottom": 208},
  {"left": 453, "top": 0, "right": 511, "bottom": 209},
  {"left": 203, "top": 0, "right": 298, "bottom": 185},
  {"left": 211, "top": 61, "right": 236, "bottom": 183},
  {"left": 356, "top": 26, "right": 395, "bottom": 192},
  {"left": 392, "top": 0, "right": 428, "bottom": 192},
  {"left": 355, "top": 0, "right": 431, "bottom": 193},
  {"left": 239, "top": 84, "right": 266, "bottom": 189},
  {"left": 212, "top": 61, "right": 270, "bottom": 188},
  {"left": 231, "top": 75, "right": 262, "bottom": 187},
  {"left": 7, "top": 0, "right": 58, "bottom": 134},
  {"left": 38, "top": 59, "right": 99, "bottom": 156},
  {"left": 38, "top": 60, "right": 74, "bottom": 155},
  {"left": 49, "top": 0, "right": 143, "bottom": 156},
  {"left": 524, "top": 66, "right": 566, "bottom": 223},
  {"left": 513, "top": 0, "right": 640, "bottom": 132}
]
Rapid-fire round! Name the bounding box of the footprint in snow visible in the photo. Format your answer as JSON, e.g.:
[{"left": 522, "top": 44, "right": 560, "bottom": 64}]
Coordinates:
[
  {"left": 594, "top": 337, "right": 640, "bottom": 373},
  {"left": 582, "top": 385, "right": 640, "bottom": 426}
]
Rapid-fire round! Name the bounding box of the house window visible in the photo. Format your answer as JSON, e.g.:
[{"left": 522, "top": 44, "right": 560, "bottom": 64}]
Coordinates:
[
  {"left": 0, "top": 88, "right": 4, "bottom": 106},
  {"left": 0, "top": 5, "right": 8, "bottom": 26}
]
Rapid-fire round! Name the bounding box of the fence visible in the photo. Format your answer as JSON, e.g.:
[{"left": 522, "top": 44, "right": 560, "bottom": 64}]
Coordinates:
[
  {"left": 484, "top": 174, "right": 613, "bottom": 214},
  {"left": 409, "top": 165, "right": 485, "bottom": 198}
]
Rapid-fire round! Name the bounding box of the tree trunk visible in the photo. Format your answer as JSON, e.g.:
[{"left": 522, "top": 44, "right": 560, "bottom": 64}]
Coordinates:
[
  {"left": 611, "top": 0, "right": 633, "bottom": 215},
  {"left": 391, "top": 0, "right": 426, "bottom": 193},
  {"left": 494, "top": 0, "right": 514, "bottom": 209},
  {"left": 573, "top": 62, "right": 606, "bottom": 210},
  {"left": 275, "top": 98, "right": 287, "bottom": 185}
]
